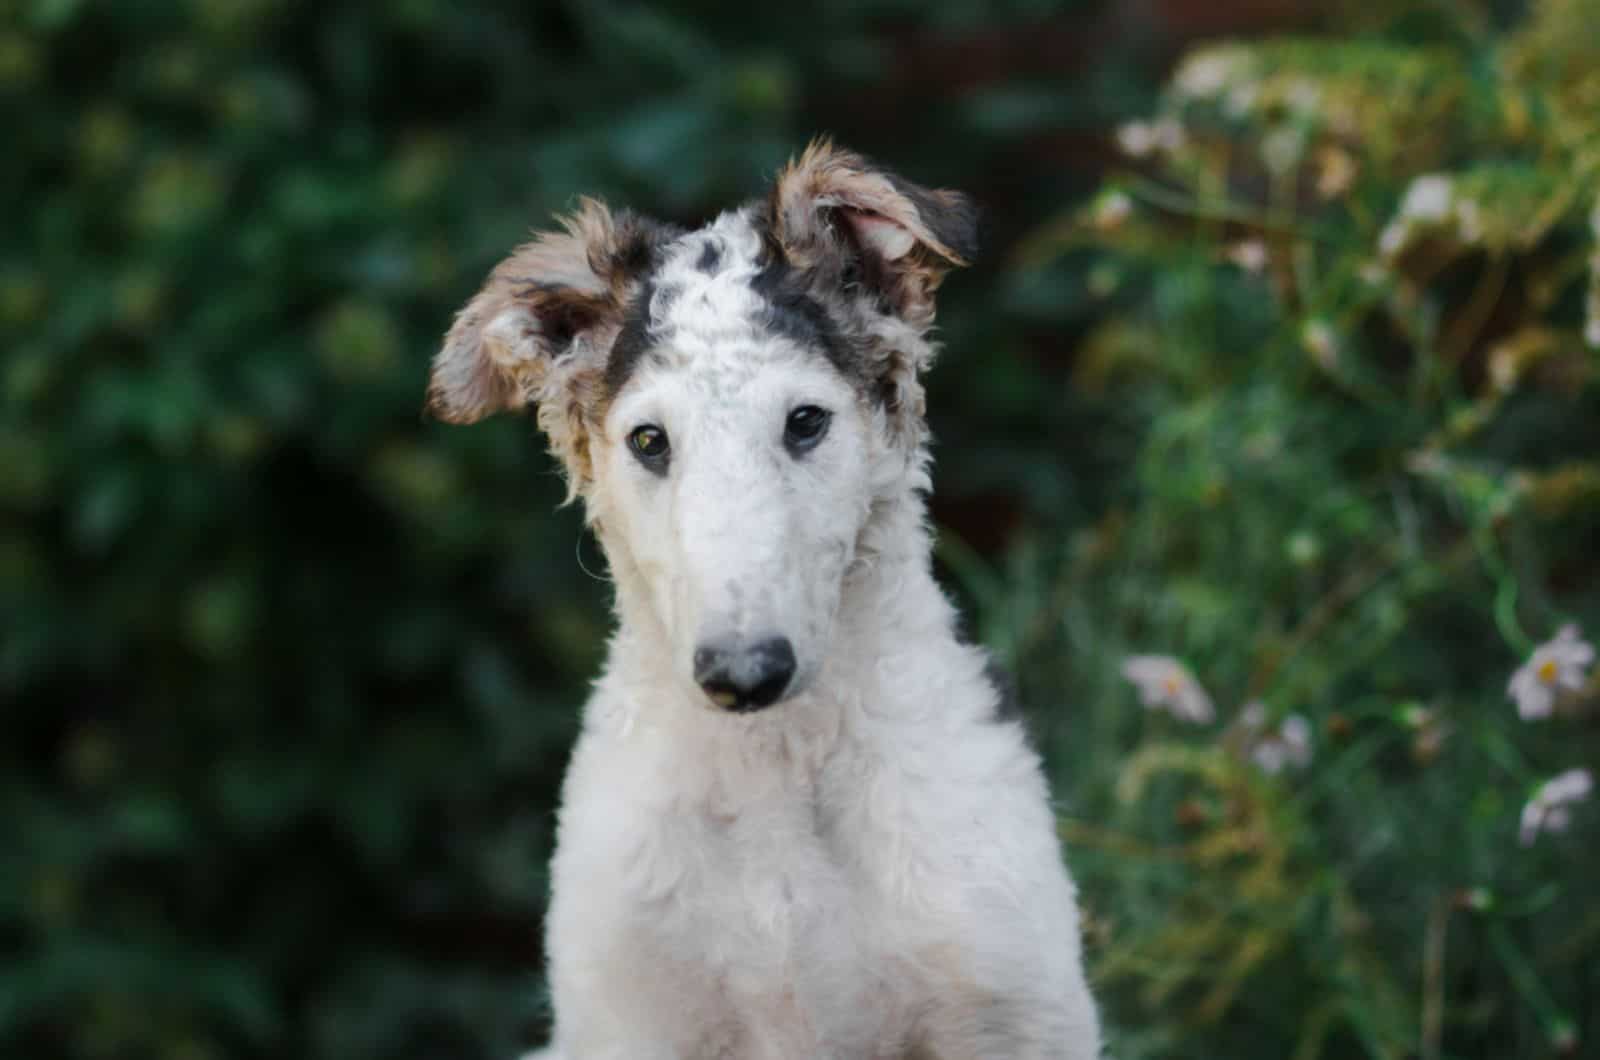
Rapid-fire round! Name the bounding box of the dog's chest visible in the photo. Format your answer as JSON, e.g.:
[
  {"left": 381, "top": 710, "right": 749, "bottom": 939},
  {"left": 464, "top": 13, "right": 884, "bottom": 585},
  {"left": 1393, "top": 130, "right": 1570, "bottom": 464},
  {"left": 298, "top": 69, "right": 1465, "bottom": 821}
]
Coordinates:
[
  {"left": 668, "top": 765, "right": 871, "bottom": 955},
  {"left": 645, "top": 753, "right": 914, "bottom": 1051}
]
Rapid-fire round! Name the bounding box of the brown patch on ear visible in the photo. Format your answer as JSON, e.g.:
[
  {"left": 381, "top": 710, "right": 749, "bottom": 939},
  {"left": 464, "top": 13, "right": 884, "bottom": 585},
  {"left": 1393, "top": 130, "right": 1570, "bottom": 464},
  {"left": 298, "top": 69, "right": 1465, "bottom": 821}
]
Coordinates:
[
  {"left": 426, "top": 199, "right": 678, "bottom": 494},
  {"left": 769, "top": 138, "right": 978, "bottom": 328}
]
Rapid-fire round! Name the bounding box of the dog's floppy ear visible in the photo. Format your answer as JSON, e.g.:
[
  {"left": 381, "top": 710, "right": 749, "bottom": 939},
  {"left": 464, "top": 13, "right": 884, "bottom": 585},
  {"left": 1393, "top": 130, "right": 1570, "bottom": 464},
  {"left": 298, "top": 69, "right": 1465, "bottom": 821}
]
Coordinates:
[
  {"left": 427, "top": 199, "right": 672, "bottom": 494},
  {"left": 768, "top": 138, "right": 978, "bottom": 330}
]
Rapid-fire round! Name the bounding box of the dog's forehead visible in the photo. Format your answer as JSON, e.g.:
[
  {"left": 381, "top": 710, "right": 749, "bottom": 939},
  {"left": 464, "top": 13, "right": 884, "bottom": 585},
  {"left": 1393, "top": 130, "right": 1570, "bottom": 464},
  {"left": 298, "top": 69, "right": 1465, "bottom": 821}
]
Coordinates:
[
  {"left": 651, "top": 208, "right": 775, "bottom": 348},
  {"left": 603, "top": 207, "right": 858, "bottom": 400}
]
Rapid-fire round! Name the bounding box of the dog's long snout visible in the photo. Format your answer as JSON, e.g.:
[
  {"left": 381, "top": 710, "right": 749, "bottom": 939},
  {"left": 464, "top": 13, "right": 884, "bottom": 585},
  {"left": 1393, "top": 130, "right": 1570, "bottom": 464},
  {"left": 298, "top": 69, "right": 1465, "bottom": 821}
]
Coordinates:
[{"left": 693, "top": 635, "right": 797, "bottom": 712}]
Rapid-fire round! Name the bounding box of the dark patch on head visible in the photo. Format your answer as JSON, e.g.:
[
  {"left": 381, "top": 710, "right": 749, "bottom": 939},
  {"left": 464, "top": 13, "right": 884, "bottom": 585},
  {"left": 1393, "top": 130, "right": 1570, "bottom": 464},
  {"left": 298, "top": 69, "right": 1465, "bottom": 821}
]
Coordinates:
[
  {"left": 600, "top": 208, "right": 888, "bottom": 402},
  {"left": 598, "top": 210, "right": 683, "bottom": 281},
  {"left": 882, "top": 170, "right": 982, "bottom": 264},
  {"left": 982, "top": 652, "right": 1024, "bottom": 724},
  {"left": 553, "top": 212, "right": 682, "bottom": 401},
  {"left": 695, "top": 239, "right": 723, "bottom": 274},
  {"left": 749, "top": 253, "right": 860, "bottom": 383},
  {"left": 603, "top": 277, "right": 659, "bottom": 399}
]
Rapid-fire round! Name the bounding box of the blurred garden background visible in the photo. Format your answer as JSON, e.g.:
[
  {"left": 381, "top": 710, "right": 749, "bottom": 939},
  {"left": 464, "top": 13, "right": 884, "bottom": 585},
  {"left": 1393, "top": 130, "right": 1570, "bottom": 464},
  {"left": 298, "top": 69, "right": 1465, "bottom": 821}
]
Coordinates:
[{"left": 5, "top": 0, "right": 1599, "bottom": 1057}]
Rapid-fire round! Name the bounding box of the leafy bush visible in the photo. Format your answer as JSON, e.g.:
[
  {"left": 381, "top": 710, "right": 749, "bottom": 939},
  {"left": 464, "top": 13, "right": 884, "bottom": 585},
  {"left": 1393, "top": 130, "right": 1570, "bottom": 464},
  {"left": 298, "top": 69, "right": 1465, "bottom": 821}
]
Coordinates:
[{"left": 999, "top": 2, "right": 1600, "bottom": 1056}]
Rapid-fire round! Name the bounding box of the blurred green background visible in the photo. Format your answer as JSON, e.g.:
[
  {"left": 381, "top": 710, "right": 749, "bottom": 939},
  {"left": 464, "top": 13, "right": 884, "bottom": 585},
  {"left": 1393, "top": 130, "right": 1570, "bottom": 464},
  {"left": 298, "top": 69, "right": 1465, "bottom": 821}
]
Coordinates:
[{"left": 5, "top": 1, "right": 1599, "bottom": 1058}]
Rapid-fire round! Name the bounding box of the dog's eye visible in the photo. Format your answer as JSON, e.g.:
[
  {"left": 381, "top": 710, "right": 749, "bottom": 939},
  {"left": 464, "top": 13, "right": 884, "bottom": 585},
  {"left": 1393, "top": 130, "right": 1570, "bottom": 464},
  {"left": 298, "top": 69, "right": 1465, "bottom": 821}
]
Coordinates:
[
  {"left": 784, "top": 406, "right": 831, "bottom": 454},
  {"left": 628, "top": 424, "right": 670, "bottom": 466}
]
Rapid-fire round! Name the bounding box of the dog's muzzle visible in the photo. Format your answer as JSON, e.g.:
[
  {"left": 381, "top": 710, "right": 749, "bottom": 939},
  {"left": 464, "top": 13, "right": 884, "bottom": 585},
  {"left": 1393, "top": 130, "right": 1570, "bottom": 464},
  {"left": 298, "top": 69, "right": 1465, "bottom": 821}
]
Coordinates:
[{"left": 693, "top": 635, "right": 797, "bottom": 712}]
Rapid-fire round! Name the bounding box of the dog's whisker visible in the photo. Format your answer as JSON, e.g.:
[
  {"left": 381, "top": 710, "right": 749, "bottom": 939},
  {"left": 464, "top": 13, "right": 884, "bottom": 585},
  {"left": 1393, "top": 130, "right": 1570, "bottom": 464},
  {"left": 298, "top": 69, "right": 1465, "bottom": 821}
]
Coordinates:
[{"left": 573, "top": 532, "right": 611, "bottom": 584}]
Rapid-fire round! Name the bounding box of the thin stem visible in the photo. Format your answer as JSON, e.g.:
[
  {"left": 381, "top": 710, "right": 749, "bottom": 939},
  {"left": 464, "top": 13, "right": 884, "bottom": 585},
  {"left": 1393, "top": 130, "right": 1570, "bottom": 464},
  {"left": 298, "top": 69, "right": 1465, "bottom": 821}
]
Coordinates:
[
  {"left": 1487, "top": 920, "right": 1573, "bottom": 1049},
  {"left": 1420, "top": 893, "right": 1452, "bottom": 1060},
  {"left": 1124, "top": 175, "right": 1338, "bottom": 242}
]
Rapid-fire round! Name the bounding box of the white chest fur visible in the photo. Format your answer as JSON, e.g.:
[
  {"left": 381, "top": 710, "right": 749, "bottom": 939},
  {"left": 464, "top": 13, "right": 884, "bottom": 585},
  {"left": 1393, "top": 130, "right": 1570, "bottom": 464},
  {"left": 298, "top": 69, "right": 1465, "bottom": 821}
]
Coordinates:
[{"left": 544, "top": 617, "right": 1096, "bottom": 1059}]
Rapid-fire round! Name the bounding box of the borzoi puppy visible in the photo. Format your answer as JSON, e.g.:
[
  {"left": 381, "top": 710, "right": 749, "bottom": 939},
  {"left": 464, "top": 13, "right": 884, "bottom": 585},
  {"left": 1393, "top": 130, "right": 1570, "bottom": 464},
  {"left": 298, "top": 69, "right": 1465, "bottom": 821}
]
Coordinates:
[{"left": 428, "top": 140, "right": 1101, "bottom": 1059}]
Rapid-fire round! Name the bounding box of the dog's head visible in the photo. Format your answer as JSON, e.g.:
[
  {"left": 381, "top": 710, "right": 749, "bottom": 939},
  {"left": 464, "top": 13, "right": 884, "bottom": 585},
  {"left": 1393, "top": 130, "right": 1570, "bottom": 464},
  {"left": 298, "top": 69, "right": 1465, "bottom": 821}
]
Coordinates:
[{"left": 429, "top": 140, "right": 976, "bottom": 712}]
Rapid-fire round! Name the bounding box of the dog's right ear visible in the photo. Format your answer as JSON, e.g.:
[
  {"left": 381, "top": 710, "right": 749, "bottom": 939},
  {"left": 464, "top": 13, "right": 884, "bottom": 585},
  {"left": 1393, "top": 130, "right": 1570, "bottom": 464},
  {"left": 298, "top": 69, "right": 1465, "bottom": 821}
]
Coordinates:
[
  {"left": 427, "top": 199, "right": 672, "bottom": 493},
  {"left": 428, "top": 198, "right": 638, "bottom": 424}
]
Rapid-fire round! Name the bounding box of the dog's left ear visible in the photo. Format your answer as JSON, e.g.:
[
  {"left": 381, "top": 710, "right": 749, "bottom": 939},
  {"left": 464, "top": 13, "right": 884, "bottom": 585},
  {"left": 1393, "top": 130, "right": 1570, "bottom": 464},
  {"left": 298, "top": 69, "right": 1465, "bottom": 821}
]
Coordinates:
[{"left": 768, "top": 139, "right": 978, "bottom": 330}]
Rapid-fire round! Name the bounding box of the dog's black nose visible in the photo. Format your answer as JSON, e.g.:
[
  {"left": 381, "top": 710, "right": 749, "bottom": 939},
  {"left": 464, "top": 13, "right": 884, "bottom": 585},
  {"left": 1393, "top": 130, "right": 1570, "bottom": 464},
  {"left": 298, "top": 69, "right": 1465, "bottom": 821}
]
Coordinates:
[{"left": 693, "top": 636, "right": 797, "bottom": 712}]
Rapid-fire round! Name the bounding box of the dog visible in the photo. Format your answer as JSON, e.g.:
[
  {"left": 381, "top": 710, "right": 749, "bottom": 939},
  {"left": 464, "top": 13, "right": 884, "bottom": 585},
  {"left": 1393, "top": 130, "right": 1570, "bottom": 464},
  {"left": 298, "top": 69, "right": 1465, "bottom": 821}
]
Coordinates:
[{"left": 427, "top": 139, "right": 1101, "bottom": 1059}]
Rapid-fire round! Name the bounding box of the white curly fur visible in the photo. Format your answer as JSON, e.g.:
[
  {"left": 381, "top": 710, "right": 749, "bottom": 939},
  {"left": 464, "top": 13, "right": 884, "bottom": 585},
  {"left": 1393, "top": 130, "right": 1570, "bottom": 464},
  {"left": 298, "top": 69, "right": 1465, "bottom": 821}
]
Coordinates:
[{"left": 435, "top": 146, "right": 1101, "bottom": 1060}]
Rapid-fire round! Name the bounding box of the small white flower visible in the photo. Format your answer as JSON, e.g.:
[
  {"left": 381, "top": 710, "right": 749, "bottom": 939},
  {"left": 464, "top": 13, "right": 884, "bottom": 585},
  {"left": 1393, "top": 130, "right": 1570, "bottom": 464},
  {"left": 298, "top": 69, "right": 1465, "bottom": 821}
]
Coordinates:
[
  {"left": 1249, "top": 712, "right": 1313, "bottom": 774},
  {"left": 1301, "top": 318, "right": 1339, "bottom": 372},
  {"left": 1384, "top": 177, "right": 1487, "bottom": 254},
  {"left": 1116, "top": 118, "right": 1185, "bottom": 159},
  {"left": 1116, "top": 121, "right": 1157, "bottom": 158},
  {"left": 1174, "top": 51, "right": 1239, "bottom": 100},
  {"left": 1282, "top": 714, "right": 1312, "bottom": 752},
  {"left": 1121, "top": 655, "right": 1215, "bottom": 724},
  {"left": 1399, "top": 175, "right": 1454, "bottom": 222},
  {"left": 1508, "top": 624, "right": 1595, "bottom": 720},
  {"left": 1251, "top": 740, "right": 1289, "bottom": 774},
  {"left": 1092, "top": 189, "right": 1133, "bottom": 231},
  {"left": 1150, "top": 117, "right": 1186, "bottom": 154},
  {"left": 1545, "top": 767, "right": 1593, "bottom": 803},
  {"left": 1226, "top": 239, "right": 1269, "bottom": 273},
  {"left": 1519, "top": 767, "right": 1593, "bottom": 846}
]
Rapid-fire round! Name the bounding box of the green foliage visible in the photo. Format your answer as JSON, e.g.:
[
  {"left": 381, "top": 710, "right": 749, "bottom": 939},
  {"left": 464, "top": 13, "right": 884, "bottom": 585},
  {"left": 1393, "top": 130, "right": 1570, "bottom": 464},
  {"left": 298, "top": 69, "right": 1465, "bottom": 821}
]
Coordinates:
[
  {"left": 992, "top": 2, "right": 1600, "bottom": 1057},
  {"left": 4, "top": 1, "right": 1597, "bottom": 1059}
]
